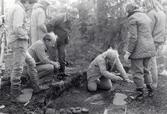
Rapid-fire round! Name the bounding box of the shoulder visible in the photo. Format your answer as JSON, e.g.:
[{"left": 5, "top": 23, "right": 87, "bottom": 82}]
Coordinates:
[{"left": 29, "top": 40, "right": 45, "bottom": 50}]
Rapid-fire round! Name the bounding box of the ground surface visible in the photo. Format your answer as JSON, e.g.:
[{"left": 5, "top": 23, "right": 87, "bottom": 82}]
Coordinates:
[{"left": 0, "top": 74, "right": 167, "bottom": 114}]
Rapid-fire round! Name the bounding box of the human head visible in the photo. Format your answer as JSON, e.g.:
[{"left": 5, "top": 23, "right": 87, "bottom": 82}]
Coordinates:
[
  {"left": 20, "top": 0, "right": 37, "bottom": 10},
  {"left": 126, "top": 3, "right": 139, "bottom": 16},
  {"left": 104, "top": 48, "right": 119, "bottom": 63},
  {"left": 43, "top": 32, "right": 58, "bottom": 47},
  {"left": 143, "top": 0, "right": 163, "bottom": 12}
]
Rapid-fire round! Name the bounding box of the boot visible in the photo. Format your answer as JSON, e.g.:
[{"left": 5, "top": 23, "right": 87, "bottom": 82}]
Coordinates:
[
  {"left": 146, "top": 85, "right": 154, "bottom": 97},
  {"left": 135, "top": 88, "right": 144, "bottom": 100},
  {"left": 10, "top": 85, "right": 22, "bottom": 103},
  {"left": 32, "top": 82, "right": 41, "bottom": 94}
]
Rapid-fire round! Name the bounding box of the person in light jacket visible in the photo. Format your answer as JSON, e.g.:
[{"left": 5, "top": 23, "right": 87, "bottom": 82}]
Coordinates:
[
  {"left": 87, "top": 48, "right": 132, "bottom": 92},
  {"left": 30, "top": 0, "right": 50, "bottom": 44}
]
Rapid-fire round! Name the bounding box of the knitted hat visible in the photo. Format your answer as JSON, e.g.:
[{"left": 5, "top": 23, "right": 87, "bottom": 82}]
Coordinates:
[{"left": 126, "top": 3, "right": 139, "bottom": 13}]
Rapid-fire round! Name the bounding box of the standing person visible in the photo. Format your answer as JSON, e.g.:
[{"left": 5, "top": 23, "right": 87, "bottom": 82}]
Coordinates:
[
  {"left": 87, "top": 48, "right": 132, "bottom": 92},
  {"left": 30, "top": 0, "right": 50, "bottom": 44},
  {"left": 7, "top": 0, "right": 40, "bottom": 102},
  {"left": 124, "top": 3, "right": 156, "bottom": 100},
  {"left": 143, "top": 0, "right": 166, "bottom": 89},
  {"left": 46, "top": 13, "right": 71, "bottom": 77}
]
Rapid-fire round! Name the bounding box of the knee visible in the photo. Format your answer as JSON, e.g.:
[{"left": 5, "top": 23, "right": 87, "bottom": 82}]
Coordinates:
[
  {"left": 87, "top": 81, "right": 97, "bottom": 92},
  {"left": 26, "top": 58, "right": 36, "bottom": 68},
  {"left": 47, "top": 64, "right": 54, "bottom": 72}
]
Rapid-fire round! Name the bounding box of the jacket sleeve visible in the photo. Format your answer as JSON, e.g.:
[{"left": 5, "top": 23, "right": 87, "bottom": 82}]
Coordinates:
[
  {"left": 37, "top": 10, "right": 47, "bottom": 33},
  {"left": 34, "top": 45, "right": 52, "bottom": 64},
  {"left": 97, "top": 58, "right": 118, "bottom": 80},
  {"left": 13, "top": 8, "right": 28, "bottom": 39},
  {"left": 128, "top": 17, "right": 138, "bottom": 53},
  {"left": 147, "top": 11, "right": 157, "bottom": 38},
  {"left": 114, "top": 55, "right": 128, "bottom": 80}
]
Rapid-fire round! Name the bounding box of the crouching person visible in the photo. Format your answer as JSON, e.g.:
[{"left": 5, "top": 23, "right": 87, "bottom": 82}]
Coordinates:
[
  {"left": 28, "top": 32, "right": 60, "bottom": 81},
  {"left": 87, "top": 48, "right": 132, "bottom": 92}
]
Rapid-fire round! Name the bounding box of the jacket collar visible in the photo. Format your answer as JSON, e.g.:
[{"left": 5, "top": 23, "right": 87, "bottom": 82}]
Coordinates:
[{"left": 127, "top": 9, "right": 142, "bottom": 17}]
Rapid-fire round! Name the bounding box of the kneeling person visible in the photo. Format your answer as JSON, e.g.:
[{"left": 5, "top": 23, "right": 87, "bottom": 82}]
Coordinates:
[
  {"left": 87, "top": 48, "right": 132, "bottom": 92},
  {"left": 28, "top": 32, "right": 60, "bottom": 79}
]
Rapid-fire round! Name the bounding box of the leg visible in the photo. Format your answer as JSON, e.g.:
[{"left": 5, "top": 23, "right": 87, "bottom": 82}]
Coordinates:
[
  {"left": 143, "top": 58, "right": 152, "bottom": 86},
  {"left": 98, "top": 76, "right": 113, "bottom": 90},
  {"left": 131, "top": 59, "right": 145, "bottom": 100},
  {"left": 10, "top": 40, "right": 28, "bottom": 97},
  {"left": 57, "top": 44, "right": 66, "bottom": 74},
  {"left": 131, "top": 59, "right": 144, "bottom": 89},
  {"left": 36, "top": 64, "right": 54, "bottom": 79},
  {"left": 150, "top": 57, "right": 158, "bottom": 88},
  {"left": 87, "top": 80, "right": 98, "bottom": 92},
  {"left": 143, "top": 57, "right": 154, "bottom": 97},
  {"left": 25, "top": 52, "right": 40, "bottom": 92}
]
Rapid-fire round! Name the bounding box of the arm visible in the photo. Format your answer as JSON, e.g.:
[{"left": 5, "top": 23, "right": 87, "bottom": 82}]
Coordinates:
[
  {"left": 147, "top": 11, "right": 157, "bottom": 38},
  {"left": 13, "top": 8, "right": 28, "bottom": 39},
  {"left": 127, "top": 17, "right": 138, "bottom": 53},
  {"left": 37, "top": 11, "right": 47, "bottom": 33},
  {"left": 35, "top": 44, "right": 57, "bottom": 65},
  {"left": 115, "top": 55, "right": 128, "bottom": 80},
  {"left": 98, "top": 58, "right": 122, "bottom": 81}
]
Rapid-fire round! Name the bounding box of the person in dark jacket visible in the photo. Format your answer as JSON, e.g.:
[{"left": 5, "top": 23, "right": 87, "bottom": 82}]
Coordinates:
[
  {"left": 46, "top": 13, "right": 71, "bottom": 77},
  {"left": 124, "top": 3, "right": 156, "bottom": 100}
]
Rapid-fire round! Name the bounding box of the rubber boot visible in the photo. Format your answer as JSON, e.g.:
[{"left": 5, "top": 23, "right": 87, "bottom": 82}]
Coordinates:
[
  {"left": 135, "top": 88, "right": 144, "bottom": 100},
  {"left": 10, "top": 85, "right": 22, "bottom": 103},
  {"left": 146, "top": 85, "right": 154, "bottom": 97}
]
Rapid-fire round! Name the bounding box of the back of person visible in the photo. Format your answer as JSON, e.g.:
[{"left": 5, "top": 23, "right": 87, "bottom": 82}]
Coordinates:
[
  {"left": 128, "top": 11, "right": 156, "bottom": 59},
  {"left": 46, "top": 15, "right": 70, "bottom": 47},
  {"left": 31, "top": 3, "right": 46, "bottom": 43},
  {"left": 28, "top": 40, "right": 46, "bottom": 64},
  {"left": 148, "top": 9, "right": 166, "bottom": 43}
]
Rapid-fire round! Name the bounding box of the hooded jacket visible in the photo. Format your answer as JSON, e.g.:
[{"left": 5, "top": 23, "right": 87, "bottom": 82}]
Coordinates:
[{"left": 127, "top": 9, "right": 156, "bottom": 59}]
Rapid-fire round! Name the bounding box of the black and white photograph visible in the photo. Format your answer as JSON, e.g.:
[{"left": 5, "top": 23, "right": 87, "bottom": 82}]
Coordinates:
[{"left": 0, "top": 0, "right": 167, "bottom": 113}]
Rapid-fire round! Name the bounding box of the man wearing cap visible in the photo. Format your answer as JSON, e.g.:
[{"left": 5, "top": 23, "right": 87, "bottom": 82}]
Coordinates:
[
  {"left": 30, "top": 0, "right": 50, "bottom": 44},
  {"left": 87, "top": 48, "right": 132, "bottom": 92},
  {"left": 124, "top": 3, "right": 156, "bottom": 100}
]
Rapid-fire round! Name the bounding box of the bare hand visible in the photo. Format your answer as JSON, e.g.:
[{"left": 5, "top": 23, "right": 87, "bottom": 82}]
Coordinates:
[
  {"left": 53, "top": 62, "right": 60, "bottom": 69},
  {"left": 114, "top": 76, "right": 123, "bottom": 81},
  {"left": 125, "top": 79, "right": 134, "bottom": 83}
]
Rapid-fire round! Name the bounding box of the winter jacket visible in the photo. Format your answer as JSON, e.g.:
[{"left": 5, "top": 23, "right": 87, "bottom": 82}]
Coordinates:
[
  {"left": 7, "top": 1, "right": 28, "bottom": 44},
  {"left": 127, "top": 10, "right": 156, "bottom": 59},
  {"left": 30, "top": 3, "right": 47, "bottom": 44},
  {"left": 46, "top": 15, "right": 70, "bottom": 47},
  {"left": 147, "top": 9, "right": 166, "bottom": 43},
  {"left": 46, "top": 15, "right": 71, "bottom": 73}
]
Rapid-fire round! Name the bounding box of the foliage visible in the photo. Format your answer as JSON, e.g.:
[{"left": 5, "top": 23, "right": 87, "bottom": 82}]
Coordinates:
[{"left": 66, "top": 0, "right": 131, "bottom": 69}]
